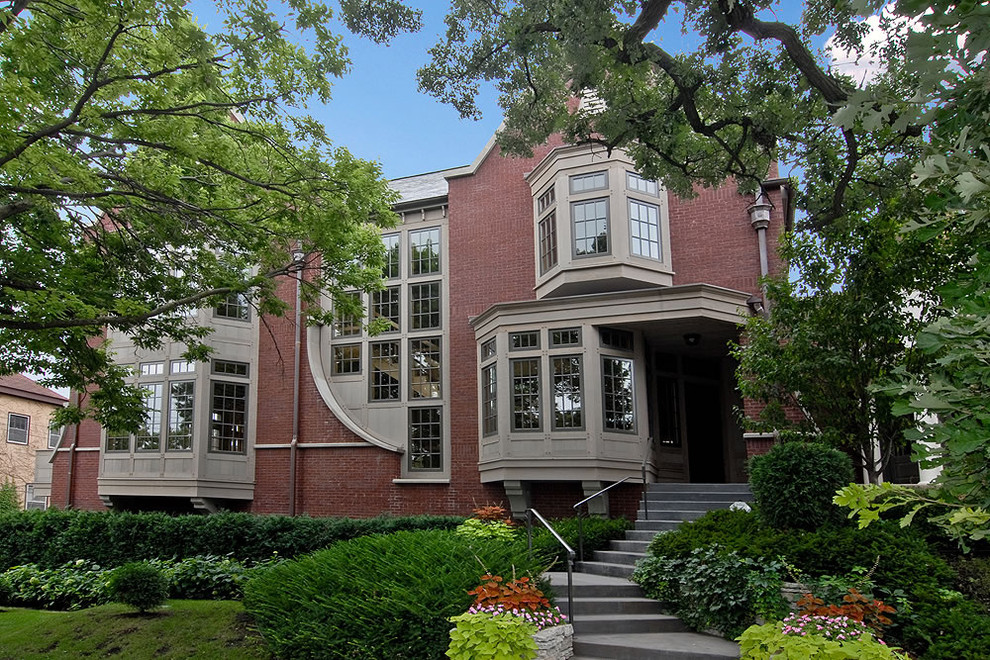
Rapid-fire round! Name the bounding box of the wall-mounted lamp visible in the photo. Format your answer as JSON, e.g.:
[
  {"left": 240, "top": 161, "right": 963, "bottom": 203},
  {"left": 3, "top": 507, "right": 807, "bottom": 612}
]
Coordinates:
[
  {"left": 683, "top": 333, "right": 701, "bottom": 347},
  {"left": 747, "top": 191, "right": 773, "bottom": 231},
  {"left": 747, "top": 294, "right": 766, "bottom": 315}
]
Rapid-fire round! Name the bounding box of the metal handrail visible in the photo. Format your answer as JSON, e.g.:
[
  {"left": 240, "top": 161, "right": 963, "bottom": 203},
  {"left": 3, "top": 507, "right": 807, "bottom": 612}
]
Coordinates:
[
  {"left": 642, "top": 436, "right": 655, "bottom": 521},
  {"left": 526, "top": 508, "right": 576, "bottom": 624},
  {"left": 572, "top": 476, "right": 637, "bottom": 563}
]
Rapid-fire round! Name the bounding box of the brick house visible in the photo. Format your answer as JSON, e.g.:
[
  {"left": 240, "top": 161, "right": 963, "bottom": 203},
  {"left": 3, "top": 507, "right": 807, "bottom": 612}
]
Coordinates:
[
  {"left": 0, "top": 374, "right": 67, "bottom": 508},
  {"left": 49, "top": 134, "right": 789, "bottom": 518}
]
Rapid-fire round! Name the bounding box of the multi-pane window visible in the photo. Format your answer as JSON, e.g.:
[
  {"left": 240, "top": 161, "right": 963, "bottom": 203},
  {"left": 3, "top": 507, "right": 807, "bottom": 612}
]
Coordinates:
[
  {"left": 6, "top": 413, "right": 28, "bottom": 444},
  {"left": 538, "top": 186, "right": 556, "bottom": 213},
  {"left": 215, "top": 292, "right": 250, "bottom": 320},
  {"left": 140, "top": 361, "right": 164, "bottom": 376},
  {"left": 627, "top": 171, "right": 659, "bottom": 196},
  {"left": 629, "top": 199, "right": 661, "bottom": 260},
  {"left": 410, "top": 227, "right": 441, "bottom": 275},
  {"left": 370, "top": 341, "right": 401, "bottom": 400},
  {"left": 481, "top": 338, "right": 497, "bottom": 361},
  {"left": 600, "top": 327, "right": 634, "bottom": 351},
  {"left": 481, "top": 364, "right": 497, "bottom": 436},
  {"left": 510, "top": 331, "right": 540, "bottom": 350},
  {"left": 136, "top": 383, "right": 163, "bottom": 451},
  {"left": 538, "top": 212, "right": 558, "bottom": 274},
  {"left": 410, "top": 282, "right": 441, "bottom": 329},
  {"left": 213, "top": 360, "right": 249, "bottom": 377},
  {"left": 511, "top": 358, "right": 541, "bottom": 431},
  {"left": 410, "top": 337, "right": 442, "bottom": 399},
  {"left": 372, "top": 286, "right": 401, "bottom": 332},
  {"left": 210, "top": 381, "right": 247, "bottom": 453},
  {"left": 572, "top": 199, "right": 609, "bottom": 256},
  {"left": 334, "top": 291, "right": 362, "bottom": 337},
  {"left": 570, "top": 171, "right": 608, "bottom": 193},
  {"left": 106, "top": 430, "right": 130, "bottom": 452},
  {"left": 550, "top": 328, "right": 581, "bottom": 347},
  {"left": 333, "top": 344, "right": 362, "bottom": 375},
  {"left": 382, "top": 233, "right": 400, "bottom": 279},
  {"left": 170, "top": 360, "right": 195, "bottom": 374},
  {"left": 603, "top": 357, "right": 635, "bottom": 431},
  {"left": 409, "top": 406, "right": 442, "bottom": 470},
  {"left": 167, "top": 381, "right": 195, "bottom": 450},
  {"left": 48, "top": 423, "right": 62, "bottom": 449},
  {"left": 552, "top": 356, "right": 583, "bottom": 430}
]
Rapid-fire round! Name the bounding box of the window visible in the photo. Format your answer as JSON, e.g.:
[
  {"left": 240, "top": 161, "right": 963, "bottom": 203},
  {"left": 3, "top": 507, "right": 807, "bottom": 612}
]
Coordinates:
[
  {"left": 629, "top": 199, "right": 662, "bottom": 259},
  {"left": 48, "top": 423, "right": 63, "bottom": 449},
  {"left": 570, "top": 171, "right": 608, "bottom": 193},
  {"left": 372, "top": 286, "right": 401, "bottom": 332},
  {"left": 210, "top": 381, "right": 247, "bottom": 453},
  {"left": 550, "top": 328, "right": 581, "bottom": 347},
  {"left": 382, "top": 233, "right": 401, "bottom": 279},
  {"left": 333, "top": 344, "right": 362, "bottom": 375},
  {"left": 538, "top": 186, "right": 556, "bottom": 213},
  {"left": 410, "top": 337, "right": 442, "bottom": 399},
  {"left": 510, "top": 331, "right": 540, "bottom": 351},
  {"left": 213, "top": 360, "right": 249, "bottom": 377},
  {"left": 410, "top": 282, "right": 441, "bottom": 329},
  {"left": 136, "top": 383, "right": 163, "bottom": 451},
  {"left": 600, "top": 327, "right": 633, "bottom": 351},
  {"left": 538, "top": 211, "right": 558, "bottom": 274},
  {"left": 6, "top": 413, "right": 28, "bottom": 444},
  {"left": 215, "top": 292, "right": 250, "bottom": 320},
  {"left": 106, "top": 430, "right": 130, "bottom": 452},
  {"left": 170, "top": 360, "right": 195, "bottom": 374},
  {"left": 481, "top": 338, "right": 497, "bottom": 362},
  {"left": 167, "top": 381, "right": 195, "bottom": 450},
  {"left": 334, "top": 291, "right": 362, "bottom": 337},
  {"left": 511, "top": 358, "right": 541, "bottom": 431},
  {"left": 370, "top": 341, "right": 400, "bottom": 400},
  {"left": 627, "top": 171, "right": 659, "bottom": 196},
  {"left": 409, "top": 407, "right": 442, "bottom": 470},
  {"left": 410, "top": 227, "right": 441, "bottom": 275},
  {"left": 552, "top": 356, "right": 583, "bottom": 430},
  {"left": 603, "top": 357, "right": 635, "bottom": 432},
  {"left": 481, "top": 364, "right": 497, "bottom": 436},
  {"left": 572, "top": 199, "right": 609, "bottom": 256},
  {"left": 140, "top": 361, "right": 164, "bottom": 376}
]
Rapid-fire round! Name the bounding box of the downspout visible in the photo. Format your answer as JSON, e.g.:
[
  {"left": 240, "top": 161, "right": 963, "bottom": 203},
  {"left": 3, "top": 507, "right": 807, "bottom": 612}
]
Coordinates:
[
  {"left": 64, "top": 390, "right": 79, "bottom": 508},
  {"left": 288, "top": 247, "right": 304, "bottom": 516}
]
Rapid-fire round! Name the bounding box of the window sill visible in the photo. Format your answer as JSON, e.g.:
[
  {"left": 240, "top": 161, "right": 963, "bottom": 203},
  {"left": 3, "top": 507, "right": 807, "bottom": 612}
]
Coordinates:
[{"left": 392, "top": 478, "right": 450, "bottom": 485}]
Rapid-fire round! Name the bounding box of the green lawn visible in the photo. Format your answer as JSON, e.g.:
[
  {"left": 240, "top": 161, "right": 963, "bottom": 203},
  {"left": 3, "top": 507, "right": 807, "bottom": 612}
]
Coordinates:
[{"left": 0, "top": 600, "right": 270, "bottom": 659}]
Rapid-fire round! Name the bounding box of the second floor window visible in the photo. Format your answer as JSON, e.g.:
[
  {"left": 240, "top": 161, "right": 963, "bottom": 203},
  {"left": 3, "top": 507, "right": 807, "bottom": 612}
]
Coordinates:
[
  {"left": 215, "top": 292, "right": 250, "bottom": 320},
  {"left": 572, "top": 199, "right": 609, "bottom": 256}
]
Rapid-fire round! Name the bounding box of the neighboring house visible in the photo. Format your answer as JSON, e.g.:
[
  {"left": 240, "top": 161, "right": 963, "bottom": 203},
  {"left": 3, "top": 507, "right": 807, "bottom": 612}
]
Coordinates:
[
  {"left": 50, "top": 134, "right": 790, "bottom": 518},
  {"left": 0, "top": 374, "right": 67, "bottom": 508}
]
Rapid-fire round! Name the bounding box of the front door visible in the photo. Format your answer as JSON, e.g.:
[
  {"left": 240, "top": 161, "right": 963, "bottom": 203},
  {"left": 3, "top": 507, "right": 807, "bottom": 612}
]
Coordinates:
[{"left": 685, "top": 381, "right": 725, "bottom": 483}]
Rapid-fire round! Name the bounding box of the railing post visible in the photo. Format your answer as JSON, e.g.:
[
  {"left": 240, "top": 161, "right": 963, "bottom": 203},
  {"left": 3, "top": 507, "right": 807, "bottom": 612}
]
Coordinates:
[
  {"left": 576, "top": 511, "right": 584, "bottom": 564},
  {"left": 566, "top": 550, "right": 575, "bottom": 625},
  {"left": 526, "top": 509, "right": 533, "bottom": 560}
]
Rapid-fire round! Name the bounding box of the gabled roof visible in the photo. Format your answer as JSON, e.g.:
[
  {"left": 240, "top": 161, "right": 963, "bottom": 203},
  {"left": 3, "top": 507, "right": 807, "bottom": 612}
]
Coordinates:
[{"left": 0, "top": 374, "right": 68, "bottom": 407}]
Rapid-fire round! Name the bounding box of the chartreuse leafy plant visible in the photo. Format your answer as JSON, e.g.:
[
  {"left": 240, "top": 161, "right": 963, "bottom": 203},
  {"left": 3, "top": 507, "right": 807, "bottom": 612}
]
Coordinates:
[
  {"left": 738, "top": 615, "right": 909, "bottom": 660},
  {"left": 447, "top": 612, "right": 538, "bottom": 660},
  {"left": 0, "top": 0, "right": 420, "bottom": 428},
  {"left": 455, "top": 505, "right": 519, "bottom": 542}
]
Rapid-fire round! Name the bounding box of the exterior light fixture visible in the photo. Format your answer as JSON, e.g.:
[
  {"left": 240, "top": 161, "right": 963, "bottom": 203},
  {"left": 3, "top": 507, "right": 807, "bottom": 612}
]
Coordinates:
[{"left": 683, "top": 333, "right": 701, "bottom": 347}]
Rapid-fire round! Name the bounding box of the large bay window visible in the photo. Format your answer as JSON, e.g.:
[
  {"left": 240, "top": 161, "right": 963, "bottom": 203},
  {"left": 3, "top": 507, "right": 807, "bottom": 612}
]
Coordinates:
[
  {"left": 629, "top": 199, "right": 661, "bottom": 259},
  {"left": 572, "top": 198, "right": 609, "bottom": 256}
]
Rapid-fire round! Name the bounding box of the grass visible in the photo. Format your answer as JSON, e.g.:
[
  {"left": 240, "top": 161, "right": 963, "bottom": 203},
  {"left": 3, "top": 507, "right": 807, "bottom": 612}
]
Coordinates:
[{"left": 0, "top": 600, "right": 270, "bottom": 659}]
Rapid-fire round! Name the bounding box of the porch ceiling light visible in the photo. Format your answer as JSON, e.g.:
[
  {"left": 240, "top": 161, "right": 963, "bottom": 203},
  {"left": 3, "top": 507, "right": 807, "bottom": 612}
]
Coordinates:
[{"left": 683, "top": 332, "right": 701, "bottom": 347}]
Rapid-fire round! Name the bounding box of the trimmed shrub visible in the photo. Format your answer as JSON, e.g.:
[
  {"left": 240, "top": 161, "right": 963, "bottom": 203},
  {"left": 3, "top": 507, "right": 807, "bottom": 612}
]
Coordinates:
[
  {"left": 109, "top": 562, "right": 168, "bottom": 612},
  {"left": 523, "top": 516, "right": 631, "bottom": 567},
  {"left": 0, "top": 509, "right": 463, "bottom": 569},
  {"left": 244, "top": 529, "right": 547, "bottom": 659},
  {"left": 2, "top": 560, "right": 111, "bottom": 610},
  {"left": 749, "top": 441, "right": 854, "bottom": 531}
]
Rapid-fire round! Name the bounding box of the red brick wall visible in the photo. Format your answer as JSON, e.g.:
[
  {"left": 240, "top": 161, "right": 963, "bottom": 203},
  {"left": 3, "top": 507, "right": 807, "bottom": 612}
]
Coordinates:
[{"left": 49, "top": 416, "right": 105, "bottom": 510}]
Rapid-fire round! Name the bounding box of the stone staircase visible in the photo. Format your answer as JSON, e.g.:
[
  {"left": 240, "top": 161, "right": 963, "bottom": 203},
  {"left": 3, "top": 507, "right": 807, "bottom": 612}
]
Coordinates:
[{"left": 549, "top": 483, "right": 753, "bottom": 659}]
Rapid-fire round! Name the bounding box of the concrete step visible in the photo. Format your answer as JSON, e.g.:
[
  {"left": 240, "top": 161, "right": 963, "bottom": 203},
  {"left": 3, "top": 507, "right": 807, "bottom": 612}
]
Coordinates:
[
  {"left": 625, "top": 529, "right": 671, "bottom": 542},
  {"left": 577, "top": 560, "right": 636, "bottom": 579},
  {"left": 610, "top": 539, "right": 651, "bottom": 554},
  {"left": 570, "top": 613, "right": 688, "bottom": 635},
  {"left": 645, "top": 483, "right": 751, "bottom": 494},
  {"left": 637, "top": 509, "right": 709, "bottom": 522},
  {"left": 573, "top": 632, "right": 740, "bottom": 659},
  {"left": 594, "top": 549, "right": 646, "bottom": 566},
  {"left": 639, "top": 499, "right": 745, "bottom": 510},
  {"left": 559, "top": 596, "right": 664, "bottom": 616},
  {"left": 547, "top": 571, "right": 644, "bottom": 599},
  {"left": 635, "top": 519, "right": 698, "bottom": 532}
]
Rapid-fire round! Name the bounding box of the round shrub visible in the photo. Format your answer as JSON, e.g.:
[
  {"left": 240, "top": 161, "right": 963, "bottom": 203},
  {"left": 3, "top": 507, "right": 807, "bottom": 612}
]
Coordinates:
[
  {"left": 109, "top": 562, "right": 168, "bottom": 612},
  {"left": 244, "top": 529, "right": 546, "bottom": 659},
  {"left": 749, "top": 441, "right": 853, "bottom": 531}
]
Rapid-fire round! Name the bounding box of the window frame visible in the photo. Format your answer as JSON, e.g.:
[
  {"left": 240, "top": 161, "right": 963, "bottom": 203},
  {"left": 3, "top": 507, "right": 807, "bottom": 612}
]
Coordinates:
[
  {"left": 551, "top": 354, "right": 584, "bottom": 431},
  {"left": 409, "top": 281, "right": 442, "bottom": 330},
  {"left": 409, "top": 227, "right": 442, "bottom": 277},
  {"left": 481, "top": 363, "right": 498, "bottom": 437},
  {"left": 538, "top": 210, "right": 558, "bottom": 274},
  {"left": 408, "top": 406, "right": 443, "bottom": 471},
  {"left": 510, "top": 357, "right": 542, "bottom": 432},
  {"left": 369, "top": 340, "right": 401, "bottom": 401},
  {"left": 571, "top": 197, "right": 611, "bottom": 257},
  {"left": 209, "top": 380, "right": 249, "bottom": 454},
  {"left": 569, "top": 170, "right": 608, "bottom": 194},
  {"left": 6, "top": 413, "right": 29, "bottom": 445},
  {"left": 214, "top": 292, "right": 251, "bottom": 321},
  {"left": 602, "top": 356, "right": 636, "bottom": 433},
  {"left": 629, "top": 198, "right": 662, "bottom": 260},
  {"left": 372, "top": 285, "right": 401, "bottom": 333},
  {"left": 166, "top": 380, "right": 195, "bottom": 451},
  {"left": 409, "top": 337, "right": 442, "bottom": 400}
]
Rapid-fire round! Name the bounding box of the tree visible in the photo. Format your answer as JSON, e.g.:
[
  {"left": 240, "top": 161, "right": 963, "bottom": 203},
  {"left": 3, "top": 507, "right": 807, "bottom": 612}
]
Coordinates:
[
  {"left": 420, "top": 0, "right": 989, "bottom": 539},
  {"left": 0, "top": 0, "right": 420, "bottom": 430}
]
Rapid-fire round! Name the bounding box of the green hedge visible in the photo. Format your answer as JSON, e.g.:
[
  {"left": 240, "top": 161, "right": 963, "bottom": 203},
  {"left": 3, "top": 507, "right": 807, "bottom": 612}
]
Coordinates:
[
  {"left": 0, "top": 509, "right": 462, "bottom": 569},
  {"left": 523, "top": 516, "right": 632, "bottom": 567},
  {"left": 244, "top": 529, "right": 546, "bottom": 659}
]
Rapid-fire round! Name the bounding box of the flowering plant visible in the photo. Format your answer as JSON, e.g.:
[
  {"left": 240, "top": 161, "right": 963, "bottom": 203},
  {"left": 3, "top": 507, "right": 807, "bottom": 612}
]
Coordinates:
[
  {"left": 738, "top": 615, "right": 909, "bottom": 660},
  {"left": 780, "top": 613, "right": 872, "bottom": 642},
  {"left": 465, "top": 602, "right": 567, "bottom": 631}
]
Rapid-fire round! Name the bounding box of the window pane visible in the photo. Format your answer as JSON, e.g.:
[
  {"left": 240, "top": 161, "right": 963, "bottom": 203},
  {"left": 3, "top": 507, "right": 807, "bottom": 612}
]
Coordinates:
[
  {"left": 333, "top": 344, "right": 362, "bottom": 375},
  {"left": 552, "top": 356, "right": 583, "bottom": 430},
  {"left": 213, "top": 360, "right": 249, "bottom": 377},
  {"left": 215, "top": 293, "right": 250, "bottom": 320},
  {"left": 410, "top": 281, "right": 441, "bottom": 329},
  {"left": 600, "top": 327, "right": 634, "bottom": 351},
  {"left": 627, "top": 171, "right": 659, "bottom": 196},
  {"left": 170, "top": 360, "right": 195, "bottom": 374},
  {"left": 510, "top": 331, "right": 540, "bottom": 350},
  {"left": 511, "top": 358, "right": 541, "bottom": 430},
  {"left": 603, "top": 358, "right": 635, "bottom": 431},
  {"left": 570, "top": 171, "right": 608, "bottom": 193},
  {"left": 139, "top": 361, "right": 164, "bottom": 376},
  {"left": 410, "top": 337, "right": 442, "bottom": 399},
  {"left": 409, "top": 407, "right": 442, "bottom": 470},
  {"left": 410, "top": 227, "right": 441, "bottom": 275},
  {"left": 372, "top": 285, "right": 401, "bottom": 332},
  {"left": 48, "top": 423, "right": 63, "bottom": 449},
  {"left": 382, "top": 233, "right": 400, "bottom": 279},
  {"left": 550, "top": 328, "right": 581, "bottom": 347},
  {"left": 538, "top": 186, "right": 556, "bottom": 213},
  {"left": 481, "top": 338, "right": 496, "bottom": 361},
  {"left": 482, "top": 364, "right": 497, "bottom": 436},
  {"left": 210, "top": 381, "right": 247, "bottom": 453},
  {"left": 136, "top": 383, "right": 163, "bottom": 451},
  {"left": 106, "top": 430, "right": 130, "bottom": 452},
  {"left": 370, "top": 341, "right": 401, "bottom": 400},
  {"left": 334, "top": 291, "right": 363, "bottom": 337},
  {"left": 572, "top": 199, "right": 609, "bottom": 255},
  {"left": 630, "top": 199, "right": 661, "bottom": 259},
  {"left": 167, "top": 381, "right": 195, "bottom": 450},
  {"left": 538, "top": 211, "right": 558, "bottom": 274},
  {"left": 7, "top": 413, "right": 28, "bottom": 444}
]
